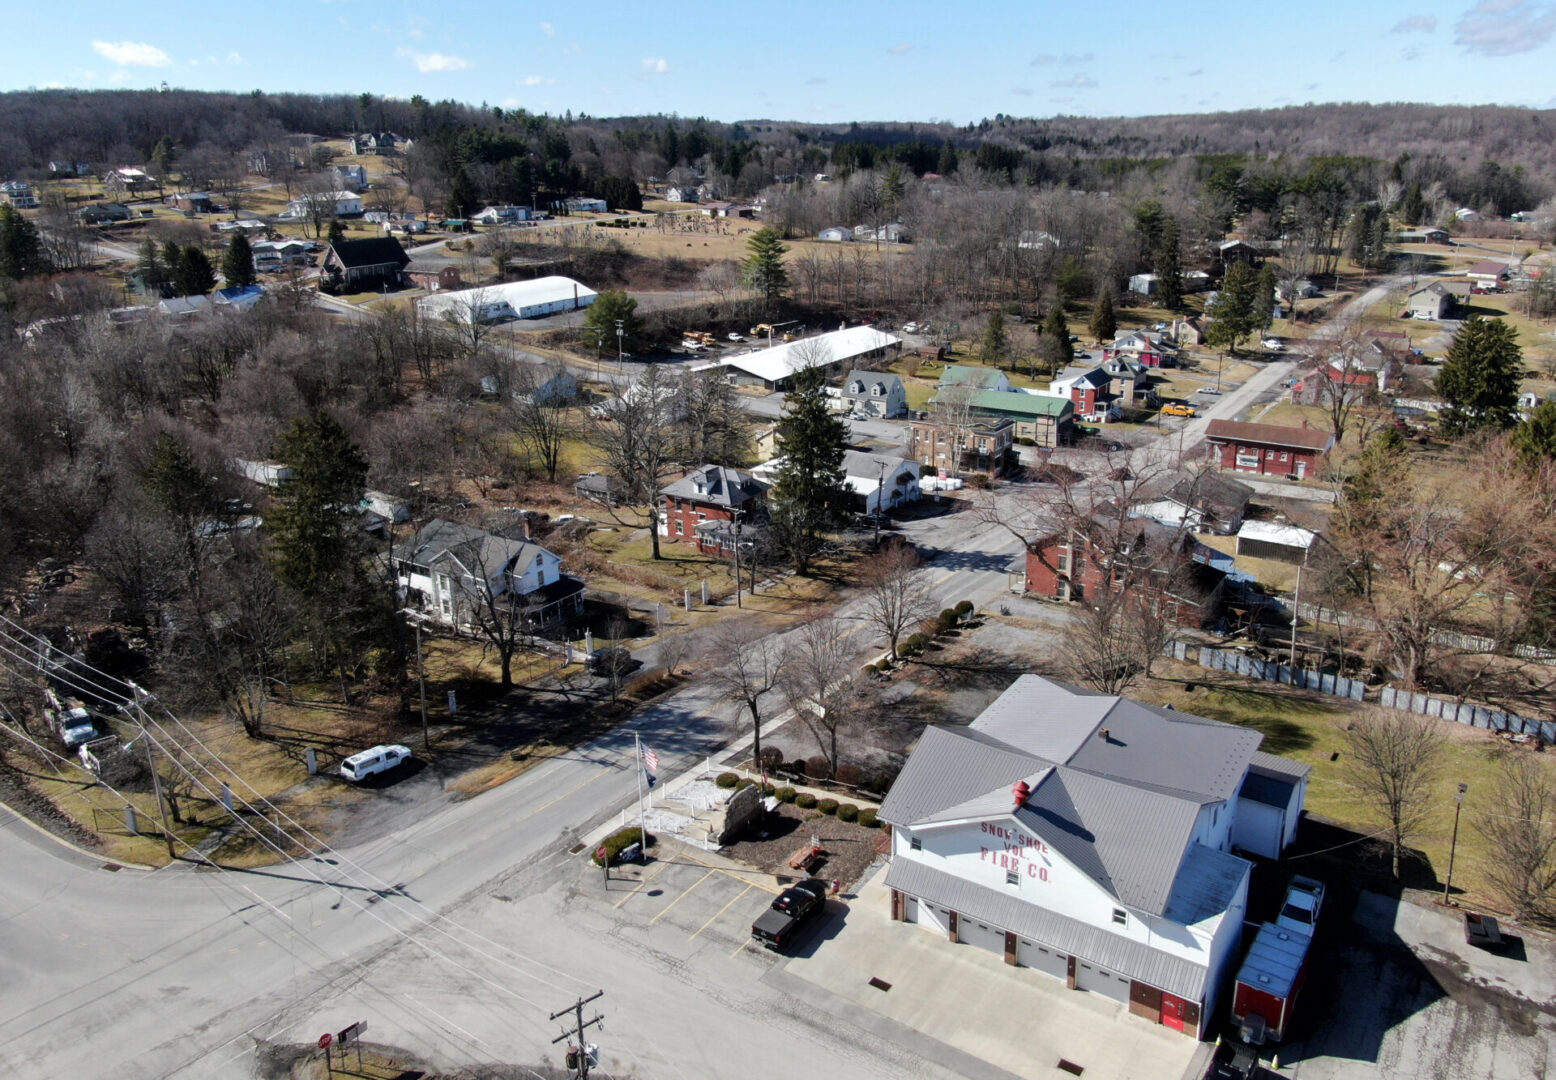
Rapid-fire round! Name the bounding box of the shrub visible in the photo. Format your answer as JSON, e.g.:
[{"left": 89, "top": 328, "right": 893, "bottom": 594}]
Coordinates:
[
  {"left": 955, "top": 600, "right": 974, "bottom": 618},
  {"left": 834, "top": 763, "right": 863, "bottom": 787},
  {"left": 900, "top": 633, "right": 925, "bottom": 656},
  {"left": 817, "top": 798, "right": 839, "bottom": 816},
  {"left": 776, "top": 786, "right": 797, "bottom": 803},
  {"left": 804, "top": 755, "right": 832, "bottom": 780},
  {"left": 795, "top": 792, "right": 817, "bottom": 809},
  {"left": 837, "top": 803, "right": 860, "bottom": 823},
  {"left": 715, "top": 772, "right": 739, "bottom": 789},
  {"left": 735, "top": 778, "right": 755, "bottom": 790},
  {"left": 757, "top": 745, "right": 784, "bottom": 770},
  {"left": 592, "top": 826, "right": 654, "bottom": 865},
  {"left": 936, "top": 609, "right": 958, "bottom": 633},
  {"left": 858, "top": 808, "right": 879, "bottom": 829},
  {"left": 788, "top": 759, "right": 809, "bottom": 777}
]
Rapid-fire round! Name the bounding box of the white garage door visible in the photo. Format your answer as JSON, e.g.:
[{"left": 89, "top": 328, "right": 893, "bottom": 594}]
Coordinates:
[
  {"left": 1017, "top": 938, "right": 1069, "bottom": 982},
  {"left": 1074, "top": 959, "right": 1132, "bottom": 1003},
  {"left": 957, "top": 916, "right": 1005, "bottom": 956},
  {"left": 916, "top": 901, "right": 946, "bottom": 935}
]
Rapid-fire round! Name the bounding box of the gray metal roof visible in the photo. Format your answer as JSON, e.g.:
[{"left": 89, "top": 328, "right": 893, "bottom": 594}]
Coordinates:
[
  {"left": 659, "top": 464, "right": 767, "bottom": 507},
  {"left": 1249, "top": 750, "right": 1311, "bottom": 780},
  {"left": 1235, "top": 922, "right": 1310, "bottom": 999},
  {"left": 879, "top": 726, "right": 1039, "bottom": 826},
  {"left": 393, "top": 518, "right": 547, "bottom": 582},
  {"left": 841, "top": 449, "right": 914, "bottom": 481},
  {"left": 840, "top": 370, "right": 903, "bottom": 400},
  {"left": 1239, "top": 771, "right": 1297, "bottom": 809},
  {"left": 887, "top": 857, "right": 1212, "bottom": 1001},
  {"left": 1163, "top": 844, "right": 1251, "bottom": 927}
]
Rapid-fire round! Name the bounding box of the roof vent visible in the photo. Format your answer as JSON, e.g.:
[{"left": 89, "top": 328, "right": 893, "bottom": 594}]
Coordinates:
[
  {"left": 1098, "top": 728, "right": 1110, "bottom": 742},
  {"left": 1012, "top": 780, "right": 1030, "bottom": 807}
]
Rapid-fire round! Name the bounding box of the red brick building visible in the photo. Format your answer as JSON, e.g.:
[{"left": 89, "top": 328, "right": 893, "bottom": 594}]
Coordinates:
[
  {"left": 1023, "top": 519, "right": 1227, "bottom": 629},
  {"left": 908, "top": 416, "right": 1014, "bottom": 477},
  {"left": 659, "top": 464, "right": 769, "bottom": 556},
  {"left": 1204, "top": 420, "right": 1334, "bottom": 482}
]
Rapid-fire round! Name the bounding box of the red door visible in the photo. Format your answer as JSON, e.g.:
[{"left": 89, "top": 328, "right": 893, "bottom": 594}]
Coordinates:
[{"left": 1161, "top": 992, "right": 1188, "bottom": 1032}]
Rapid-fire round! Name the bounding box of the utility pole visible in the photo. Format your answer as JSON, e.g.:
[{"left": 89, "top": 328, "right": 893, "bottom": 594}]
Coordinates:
[
  {"left": 732, "top": 510, "right": 743, "bottom": 609},
  {"left": 551, "top": 991, "right": 605, "bottom": 1079},
  {"left": 399, "top": 609, "right": 431, "bottom": 750},
  {"left": 874, "top": 460, "right": 885, "bottom": 547},
  {"left": 1444, "top": 782, "right": 1468, "bottom": 904},
  {"left": 1289, "top": 562, "right": 1304, "bottom": 667},
  {"left": 124, "top": 685, "right": 176, "bottom": 860}
]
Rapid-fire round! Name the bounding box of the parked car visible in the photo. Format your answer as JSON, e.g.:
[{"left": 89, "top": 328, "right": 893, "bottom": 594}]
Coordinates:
[
  {"left": 727, "top": 332, "right": 744, "bottom": 342},
  {"left": 1195, "top": 387, "right": 1222, "bottom": 396},
  {"left": 340, "top": 744, "right": 412, "bottom": 783},
  {"left": 588, "top": 647, "right": 640, "bottom": 678},
  {"left": 1276, "top": 875, "right": 1325, "bottom": 934},
  {"left": 1161, "top": 402, "right": 1197, "bottom": 417},
  {"left": 901, "top": 322, "right": 919, "bottom": 333},
  {"left": 1262, "top": 337, "right": 1284, "bottom": 351},
  {"left": 751, "top": 879, "right": 829, "bottom": 951}
]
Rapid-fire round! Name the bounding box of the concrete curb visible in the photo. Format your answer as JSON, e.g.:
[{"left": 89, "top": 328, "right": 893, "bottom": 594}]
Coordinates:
[{"left": 0, "top": 799, "right": 158, "bottom": 872}]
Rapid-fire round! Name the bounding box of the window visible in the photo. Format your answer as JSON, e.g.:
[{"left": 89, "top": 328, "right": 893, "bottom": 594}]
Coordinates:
[
  {"left": 909, "top": 836, "right": 922, "bottom": 851},
  {"left": 675, "top": 520, "right": 684, "bottom": 536},
  {"left": 1006, "top": 870, "right": 1020, "bottom": 886},
  {"left": 1112, "top": 908, "right": 1128, "bottom": 926},
  {"left": 1279, "top": 451, "right": 1289, "bottom": 462}
]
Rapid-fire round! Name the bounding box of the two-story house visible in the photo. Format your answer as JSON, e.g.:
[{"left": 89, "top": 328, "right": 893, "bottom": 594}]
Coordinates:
[
  {"left": 393, "top": 518, "right": 583, "bottom": 628},
  {"left": 1043, "top": 366, "right": 1120, "bottom": 423},
  {"left": 880, "top": 675, "right": 1308, "bottom": 1038},
  {"left": 659, "top": 465, "right": 769, "bottom": 555},
  {"left": 1103, "top": 330, "right": 1176, "bottom": 369},
  {"left": 908, "top": 415, "right": 1015, "bottom": 478},
  {"left": 838, "top": 369, "right": 908, "bottom": 418}
]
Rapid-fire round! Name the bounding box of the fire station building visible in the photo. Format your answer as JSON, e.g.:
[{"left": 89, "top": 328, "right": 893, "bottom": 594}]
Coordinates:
[{"left": 879, "top": 676, "right": 1308, "bottom": 1038}]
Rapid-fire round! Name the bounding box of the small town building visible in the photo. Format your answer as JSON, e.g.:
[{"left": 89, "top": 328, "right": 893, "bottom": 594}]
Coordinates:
[
  {"left": 659, "top": 465, "right": 769, "bottom": 553},
  {"left": 1204, "top": 420, "right": 1334, "bottom": 481},
  {"left": 1405, "top": 283, "right": 1454, "bottom": 320},
  {"left": 840, "top": 450, "right": 921, "bottom": 514},
  {"left": 1, "top": 181, "right": 39, "bottom": 208},
  {"left": 78, "top": 202, "right": 132, "bottom": 224},
  {"left": 1235, "top": 521, "right": 1317, "bottom": 566},
  {"left": 333, "top": 164, "right": 368, "bottom": 189},
  {"left": 214, "top": 284, "right": 266, "bottom": 312},
  {"left": 169, "top": 191, "right": 214, "bottom": 214},
  {"left": 564, "top": 197, "right": 609, "bottom": 214},
  {"left": 1291, "top": 366, "right": 1377, "bottom": 407},
  {"left": 937, "top": 365, "right": 1012, "bottom": 392},
  {"left": 1464, "top": 260, "right": 1513, "bottom": 289},
  {"left": 574, "top": 472, "right": 626, "bottom": 507},
  {"left": 838, "top": 370, "right": 908, "bottom": 418},
  {"left": 1395, "top": 227, "right": 1449, "bottom": 244},
  {"left": 418, "top": 276, "right": 597, "bottom": 323},
  {"left": 1129, "top": 473, "right": 1254, "bottom": 536},
  {"left": 961, "top": 389, "right": 1074, "bottom": 448},
  {"left": 1042, "top": 366, "right": 1120, "bottom": 422},
  {"left": 1103, "top": 331, "right": 1175, "bottom": 369},
  {"left": 405, "top": 260, "right": 463, "bottom": 292},
  {"left": 818, "top": 226, "right": 853, "bottom": 242},
  {"left": 718, "top": 327, "right": 902, "bottom": 391},
  {"left": 321, "top": 236, "right": 410, "bottom": 290},
  {"left": 1217, "top": 239, "right": 1262, "bottom": 266},
  {"left": 286, "top": 191, "right": 363, "bottom": 218},
  {"left": 908, "top": 415, "right": 1015, "bottom": 478},
  {"left": 880, "top": 675, "right": 1309, "bottom": 1038},
  {"left": 393, "top": 518, "right": 583, "bottom": 628},
  {"left": 473, "top": 205, "right": 534, "bottom": 224},
  {"left": 665, "top": 187, "right": 699, "bottom": 203}
]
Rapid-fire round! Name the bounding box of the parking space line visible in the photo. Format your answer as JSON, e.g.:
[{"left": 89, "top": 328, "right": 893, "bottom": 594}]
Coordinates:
[
  {"left": 647, "top": 869, "right": 714, "bottom": 924},
  {"left": 613, "top": 859, "right": 674, "bottom": 908},
  {"left": 689, "top": 884, "right": 753, "bottom": 941},
  {"left": 674, "top": 853, "right": 782, "bottom": 895}
]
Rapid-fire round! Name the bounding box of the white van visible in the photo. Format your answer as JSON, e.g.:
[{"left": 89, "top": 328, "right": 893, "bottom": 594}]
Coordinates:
[{"left": 340, "top": 744, "right": 412, "bottom": 783}]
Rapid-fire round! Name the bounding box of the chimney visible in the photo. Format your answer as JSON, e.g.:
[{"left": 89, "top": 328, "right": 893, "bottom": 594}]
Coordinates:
[
  {"left": 1011, "top": 780, "right": 1030, "bottom": 808},
  {"left": 1098, "top": 728, "right": 1111, "bottom": 742}
]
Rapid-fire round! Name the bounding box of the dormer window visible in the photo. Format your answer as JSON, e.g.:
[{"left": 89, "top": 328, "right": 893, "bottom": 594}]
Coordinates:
[{"left": 870, "top": 384, "right": 884, "bottom": 396}]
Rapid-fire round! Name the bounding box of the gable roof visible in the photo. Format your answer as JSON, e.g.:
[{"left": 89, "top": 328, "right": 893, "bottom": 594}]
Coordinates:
[
  {"left": 967, "top": 389, "right": 1073, "bottom": 420},
  {"left": 1165, "top": 472, "right": 1253, "bottom": 520},
  {"left": 841, "top": 449, "right": 915, "bottom": 481},
  {"left": 880, "top": 675, "right": 1266, "bottom": 917},
  {"left": 840, "top": 369, "right": 903, "bottom": 398},
  {"left": 939, "top": 364, "right": 1008, "bottom": 389},
  {"left": 718, "top": 326, "right": 900, "bottom": 384},
  {"left": 393, "top": 518, "right": 550, "bottom": 584},
  {"left": 1205, "top": 419, "right": 1334, "bottom": 453},
  {"left": 660, "top": 464, "right": 767, "bottom": 506},
  {"left": 1465, "top": 260, "right": 1511, "bottom": 278},
  {"left": 327, "top": 236, "right": 409, "bottom": 271}
]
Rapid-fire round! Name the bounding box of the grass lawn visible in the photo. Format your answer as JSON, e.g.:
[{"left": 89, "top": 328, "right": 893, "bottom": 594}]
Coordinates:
[{"left": 1134, "top": 667, "right": 1555, "bottom": 913}]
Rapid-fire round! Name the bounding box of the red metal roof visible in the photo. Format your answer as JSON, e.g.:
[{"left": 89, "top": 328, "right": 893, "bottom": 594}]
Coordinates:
[{"left": 1205, "top": 419, "right": 1335, "bottom": 452}]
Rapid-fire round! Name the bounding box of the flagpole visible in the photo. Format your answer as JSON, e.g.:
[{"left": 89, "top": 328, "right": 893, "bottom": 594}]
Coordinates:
[{"left": 635, "top": 731, "right": 646, "bottom": 843}]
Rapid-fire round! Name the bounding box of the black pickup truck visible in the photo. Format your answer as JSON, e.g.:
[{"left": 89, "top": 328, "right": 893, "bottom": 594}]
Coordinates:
[{"left": 750, "top": 879, "right": 829, "bottom": 951}]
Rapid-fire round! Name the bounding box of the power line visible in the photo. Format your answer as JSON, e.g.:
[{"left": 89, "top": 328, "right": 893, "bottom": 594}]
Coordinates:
[{"left": 550, "top": 991, "right": 604, "bottom": 1080}]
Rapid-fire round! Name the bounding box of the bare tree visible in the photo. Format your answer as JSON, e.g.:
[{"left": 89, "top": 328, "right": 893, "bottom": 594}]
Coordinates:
[
  {"left": 704, "top": 621, "right": 787, "bottom": 765},
  {"left": 677, "top": 366, "right": 750, "bottom": 465},
  {"left": 858, "top": 543, "right": 937, "bottom": 660},
  {"left": 927, "top": 381, "right": 978, "bottom": 479},
  {"left": 590, "top": 366, "right": 684, "bottom": 560},
  {"left": 1475, "top": 754, "right": 1556, "bottom": 920},
  {"left": 656, "top": 627, "right": 700, "bottom": 678},
  {"left": 1058, "top": 589, "right": 1146, "bottom": 694},
  {"left": 452, "top": 541, "right": 547, "bottom": 688},
  {"left": 508, "top": 360, "right": 576, "bottom": 482},
  {"left": 1306, "top": 329, "right": 1383, "bottom": 446},
  {"left": 1346, "top": 707, "right": 1446, "bottom": 879},
  {"left": 779, "top": 615, "right": 858, "bottom": 776}
]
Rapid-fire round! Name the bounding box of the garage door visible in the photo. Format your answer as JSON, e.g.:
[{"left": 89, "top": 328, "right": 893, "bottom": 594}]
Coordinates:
[
  {"left": 957, "top": 916, "right": 1005, "bottom": 956},
  {"left": 916, "top": 901, "right": 946, "bottom": 936},
  {"left": 1075, "top": 959, "right": 1132, "bottom": 1003},
  {"left": 1017, "top": 938, "right": 1069, "bottom": 982}
]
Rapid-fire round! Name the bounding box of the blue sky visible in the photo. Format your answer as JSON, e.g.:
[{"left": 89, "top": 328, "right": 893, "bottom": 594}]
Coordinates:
[{"left": 7, "top": 1, "right": 1556, "bottom": 123}]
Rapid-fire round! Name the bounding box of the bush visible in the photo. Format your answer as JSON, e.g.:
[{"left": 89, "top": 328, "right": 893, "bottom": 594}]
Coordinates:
[
  {"left": 592, "top": 826, "right": 654, "bottom": 865},
  {"left": 776, "top": 786, "right": 797, "bottom": 803},
  {"left": 817, "top": 798, "right": 839, "bottom": 816},
  {"left": 735, "top": 778, "right": 755, "bottom": 790},
  {"left": 858, "top": 808, "right": 879, "bottom": 829},
  {"left": 936, "top": 609, "right": 958, "bottom": 633},
  {"left": 795, "top": 792, "right": 817, "bottom": 809},
  {"left": 715, "top": 772, "right": 739, "bottom": 789},
  {"left": 804, "top": 755, "right": 832, "bottom": 780},
  {"left": 900, "top": 633, "right": 925, "bottom": 656},
  {"left": 788, "top": 759, "right": 809, "bottom": 777},
  {"left": 966, "top": 473, "right": 992, "bottom": 489},
  {"left": 955, "top": 600, "right": 974, "bottom": 618},
  {"left": 834, "top": 763, "right": 863, "bottom": 787},
  {"left": 757, "top": 745, "right": 784, "bottom": 770},
  {"left": 760, "top": 782, "right": 777, "bottom": 796},
  {"left": 837, "top": 803, "right": 859, "bottom": 823}
]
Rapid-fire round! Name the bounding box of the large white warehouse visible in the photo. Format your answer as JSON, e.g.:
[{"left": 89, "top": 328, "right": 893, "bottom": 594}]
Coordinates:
[{"left": 418, "top": 276, "right": 597, "bottom": 324}]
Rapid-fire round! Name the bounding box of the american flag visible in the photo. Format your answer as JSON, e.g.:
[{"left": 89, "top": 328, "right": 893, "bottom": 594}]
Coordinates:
[{"left": 640, "top": 745, "right": 659, "bottom": 774}]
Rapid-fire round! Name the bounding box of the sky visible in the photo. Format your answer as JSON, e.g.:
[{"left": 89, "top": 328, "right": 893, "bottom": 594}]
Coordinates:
[{"left": 6, "top": 0, "right": 1556, "bottom": 124}]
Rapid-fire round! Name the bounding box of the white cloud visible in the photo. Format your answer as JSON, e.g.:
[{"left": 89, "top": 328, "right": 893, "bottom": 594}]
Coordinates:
[
  {"left": 887, "top": 42, "right": 913, "bottom": 54},
  {"left": 1391, "top": 14, "right": 1438, "bottom": 32},
  {"left": 1049, "top": 73, "right": 1097, "bottom": 89},
  {"left": 398, "top": 49, "right": 471, "bottom": 73},
  {"left": 1455, "top": 0, "right": 1556, "bottom": 55},
  {"left": 226, "top": 51, "right": 246, "bottom": 65},
  {"left": 641, "top": 56, "right": 670, "bottom": 74},
  {"left": 540, "top": 21, "right": 555, "bottom": 36},
  {"left": 91, "top": 41, "right": 172, "bottom": 67},
  {"left": 518, "top": 74, "right": 555, "bottom": 86}
]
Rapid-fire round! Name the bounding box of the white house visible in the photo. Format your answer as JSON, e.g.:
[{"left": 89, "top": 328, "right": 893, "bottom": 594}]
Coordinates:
[
  {"left": 418, "top": 276, "right": 597, "bottom": 324},
  {"left": 473, "top": 205, "right": 533, "bottom": 224},
  {"left": 284, "top": 191, "right": 363, "bottom": 218},
  {"left": 1128, "top": 273, "right": 1159, "bottom": 297},
  {"left": 232, "top": 458, "right": 293, "bottom": 487},
  {"left": 880, "top": 675, "right": 1309, "bottom": 1039},
  {"left": 333, "top": 164, "right": 368, "bottom": 190},
  {"left": 837, "top": 369, "right": 908, "bottom": 418},
  {"left": 841, "top": 450, "right": 921, "bottom": 514},
  {"left": 564, "top": 197, "right": 608, "bottom": 214},
  {"left": 392, "top": 518, "right": 583, "bottom": 628},
  {"left": 666, "top": 187, "right": 698, "bottom": 203},
  {"left": 818, "top": 226, "right": 853, "bottom": 242}
]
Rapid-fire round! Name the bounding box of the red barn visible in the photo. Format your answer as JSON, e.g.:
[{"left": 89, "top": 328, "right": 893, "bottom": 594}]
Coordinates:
[{"left": 1205, "top": 420, "right": 1333, "bottom": 482}]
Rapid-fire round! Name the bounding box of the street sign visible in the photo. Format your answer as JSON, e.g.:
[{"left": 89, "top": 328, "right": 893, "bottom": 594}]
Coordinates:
[
  {"left": 338, "top": 1020, "right": 367, "bottom": 1046},
  {"left": 596, "top": 845, "right": 608, "bottom": 861},
  {"left": 318, "top": 1034, "right": 333, "bottom": 1050}
]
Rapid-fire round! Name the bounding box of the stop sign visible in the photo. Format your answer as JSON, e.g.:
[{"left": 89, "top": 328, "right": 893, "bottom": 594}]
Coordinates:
[
  {"left": 318, "top": 1033, "right": 333, "bottom": 1050},
  {"left": 596, "top": 845, "right": 608, "bottom": 861}
]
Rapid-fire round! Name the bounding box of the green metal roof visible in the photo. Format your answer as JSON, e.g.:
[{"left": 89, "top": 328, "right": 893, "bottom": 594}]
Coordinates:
[{"left": 968, "top": 389, "right": 1073, "bottom": 419}]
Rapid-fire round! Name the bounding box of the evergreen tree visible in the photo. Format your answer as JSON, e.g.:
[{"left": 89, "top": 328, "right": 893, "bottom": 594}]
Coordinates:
[
  {"left": 581, "top": 290, "right": 642, "bottom": 354},
  {"left": 1400, "top": 183, "right": 1426, "bottom": 227},
  {"left": 981, "top": 309, "right": 1010, "bottom": 368},
  {"left": 1043, "top": 305, "right": 1073, "bottom": 366},
  {"left": 162, "top": 239, "right": 184, "bottom": 289},
  {"left": 222, "top": 232, "right": 256, "bottom": 288},
  {"left": 1088, "top": 287, "right": 1117, "bottom": 344},
  {"left": 742, "top": 227, "right": 789, "bottom": 311},
  {"left": 937, "top": 139, "right": 958, "bottom": 175},
  {"left": 1155, "top": 218, "right": 1183, "bottom": 310},
  {"left": 150, "top": 136, "right": 176, "bottom": 181},
  {"left": 1511, "top": 399, "right": 1556, "bottom": 465},
  {"left": 175, "top": 245, "right": 216, "bottom": 296},
  {"left": 1252, "top": 265, "right": 1278, "bottom": 331},
  {"left": 1436, "top": 315, "right": 1523, "bottom": 436},
  {"left": 327, "top": 219, "right": 348, "bottom": 248},
  {"left": 0, "top": 204, "right": 48, "bottom": 280},
  {"left": 445, "top": 166, "right": 475, "bottom": 219},
  {"left": 136, "top": 238, "right": 168, "bottom": 296},
  {"left": 1204, "top": 262, "right": 1259, "bottom": 355},
  {"left": 770, "top": 367, "right": 849, "bottom": 575},
  {"left": 142, "top": 431, "right": 217, "bottom": 598},
  {"left": 1133, "top": 200, "right": 1167, "bottom": 263}
]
